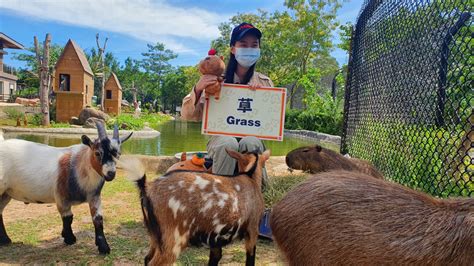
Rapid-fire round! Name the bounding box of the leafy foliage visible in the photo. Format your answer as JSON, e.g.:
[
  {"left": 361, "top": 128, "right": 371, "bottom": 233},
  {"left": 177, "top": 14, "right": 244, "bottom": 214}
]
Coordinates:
[{"left": 106, "top": 113, "right": 172, "bottom": 130}]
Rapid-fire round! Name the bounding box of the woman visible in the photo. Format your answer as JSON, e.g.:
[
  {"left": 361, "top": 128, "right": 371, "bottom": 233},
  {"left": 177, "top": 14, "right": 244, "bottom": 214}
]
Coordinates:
[{"left": 181, "top": 22, "right": 273, "bottom": 177}]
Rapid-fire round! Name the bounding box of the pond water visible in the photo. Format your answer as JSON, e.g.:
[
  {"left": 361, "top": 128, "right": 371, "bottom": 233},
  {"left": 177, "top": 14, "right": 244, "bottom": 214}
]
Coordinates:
[{"left": 3, "top": 120, "right": 338, "bottom": 156}]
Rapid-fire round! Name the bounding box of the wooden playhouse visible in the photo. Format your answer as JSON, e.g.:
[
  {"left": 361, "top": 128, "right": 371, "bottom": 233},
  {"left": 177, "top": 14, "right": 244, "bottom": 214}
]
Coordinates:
[
  {"left": 53, "top": 39, "right": 94, "bottom": 122},
  {"left": 104, "top": 72, "right": 122, "bottom": 115}
]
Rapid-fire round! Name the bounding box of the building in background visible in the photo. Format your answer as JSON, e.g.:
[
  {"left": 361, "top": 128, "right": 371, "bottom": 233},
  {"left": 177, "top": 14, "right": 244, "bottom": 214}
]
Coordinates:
[
  {"left": 53, "top": 39, "right": 94, "bottom": 122},
  {"left": 104, "top": 72, "right": 122, "bottom": 115},
  {"left": 0, "top": 33, "right": 24, "bottom": 102}
]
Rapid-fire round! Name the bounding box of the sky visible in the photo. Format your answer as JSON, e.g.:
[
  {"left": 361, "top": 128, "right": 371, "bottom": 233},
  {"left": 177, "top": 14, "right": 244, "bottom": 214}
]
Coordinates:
[{"left": 0, "top": 0, "right": 364, "bottom": 69}]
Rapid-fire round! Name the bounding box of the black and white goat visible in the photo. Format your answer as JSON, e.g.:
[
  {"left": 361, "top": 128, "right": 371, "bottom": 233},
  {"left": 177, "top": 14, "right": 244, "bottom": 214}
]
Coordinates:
[{"left": 0, "top": 123, "right": 132, "bottom": 254}]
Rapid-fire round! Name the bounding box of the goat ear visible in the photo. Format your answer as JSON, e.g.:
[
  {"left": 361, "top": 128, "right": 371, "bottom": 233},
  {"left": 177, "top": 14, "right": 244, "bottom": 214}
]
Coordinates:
[
  {"left": 81, "top": 135, "right": 93, "bottom": 148},
  {"left": 120, "top": 132, "right": 133, "bottom": 143},
  {"left": 225, "top": 148, "right": 242, "bottom": 160},
  {"left": 261, "top": 150, "right": 271, "bottom": 162}
]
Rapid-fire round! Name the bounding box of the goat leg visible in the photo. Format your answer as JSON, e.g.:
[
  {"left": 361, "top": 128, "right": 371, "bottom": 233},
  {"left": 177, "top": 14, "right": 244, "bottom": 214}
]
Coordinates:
[
  {"left": 89, "top": 196, "right": 110, "bottom": 254},
  {"left": 61, "top": 214, "right": 76, "bottom": 245},
  {"left": 0, "top": 215, "right": 11, "bottom": 245},
  {"left": 245, "top": 234, "right": 257, "bottom": 266},
  {"left": 0, "top": 194, "right": 11, "bottom": 245},
  {"left": 208, "top": 246, "right": 223, "bottom": 266},
  {"left": 144, "top": 240, "right": 158, "bottom": 266},
  {"left": 58, "top": 202, "right": 76, "bottom": 245}
]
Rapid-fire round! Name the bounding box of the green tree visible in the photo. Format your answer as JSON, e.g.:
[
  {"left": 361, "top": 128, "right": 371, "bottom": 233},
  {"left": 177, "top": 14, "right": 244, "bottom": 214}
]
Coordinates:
[
  {"left": 338, "top": 22, "right": 353, "bottom": 54},
  {"left": 116, "top": 57, "right": 153, "bottom": 107},
  {"left": 211, "top": 0, "right": 342, "bottom": 107},
  {"left": 86, "top": 48, "right": 121, "bottom": 99},
  {"left": 138, "top": 43, "right": 177, "bottom": 110}
]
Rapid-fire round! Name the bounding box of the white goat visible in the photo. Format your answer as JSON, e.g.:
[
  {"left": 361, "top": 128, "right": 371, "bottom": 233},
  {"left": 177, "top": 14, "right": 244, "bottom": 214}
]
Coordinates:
[{"left": 0, "top": 123, "right": 132, "bottom": 254}]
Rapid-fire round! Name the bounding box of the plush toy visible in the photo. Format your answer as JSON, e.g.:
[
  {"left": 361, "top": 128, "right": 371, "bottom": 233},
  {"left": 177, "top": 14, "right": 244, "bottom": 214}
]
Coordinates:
[
  {"left": 198, "top": 49, "right": 225, "bottom": 100},
  {"left": 166, "top": 152, "right": 208, "bottom": 173}
]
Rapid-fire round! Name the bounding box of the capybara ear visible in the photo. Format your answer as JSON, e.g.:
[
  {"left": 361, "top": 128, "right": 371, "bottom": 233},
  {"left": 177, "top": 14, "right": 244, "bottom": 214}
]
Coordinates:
[
  {"left": 315, "top": 145, "right": 322, "bottom": 152},
  {"left": 180, "top": 152, "right": 186, "bottom": 161}
]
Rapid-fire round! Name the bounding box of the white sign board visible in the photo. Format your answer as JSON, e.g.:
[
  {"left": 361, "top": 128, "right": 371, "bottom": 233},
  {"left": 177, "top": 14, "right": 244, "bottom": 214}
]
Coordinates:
[{"left": 202, "top": 84, "right": 287, "bottom": 141}]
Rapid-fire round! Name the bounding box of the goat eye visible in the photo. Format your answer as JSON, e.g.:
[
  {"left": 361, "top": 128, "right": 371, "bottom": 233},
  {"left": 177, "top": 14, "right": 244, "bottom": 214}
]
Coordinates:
[{"left": 95, "top": 151, "right": 101, "bottom": 157}]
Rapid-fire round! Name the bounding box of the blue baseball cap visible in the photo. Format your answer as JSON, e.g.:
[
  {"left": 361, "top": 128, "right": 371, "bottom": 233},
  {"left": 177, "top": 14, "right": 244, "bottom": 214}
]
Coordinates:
[{"left": 230, "top": 22, "right": 262, "bottom": 46}]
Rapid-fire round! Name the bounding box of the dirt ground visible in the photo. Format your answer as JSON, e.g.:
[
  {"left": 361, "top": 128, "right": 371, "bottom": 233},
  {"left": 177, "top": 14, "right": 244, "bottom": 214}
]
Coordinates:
[{"left": 0, "top": 170, "right": 288, "bottom": 265}]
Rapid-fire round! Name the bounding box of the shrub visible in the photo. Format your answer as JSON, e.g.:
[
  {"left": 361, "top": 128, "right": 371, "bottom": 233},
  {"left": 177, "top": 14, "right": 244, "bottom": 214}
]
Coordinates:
[
  {"left": 106, "top": 113, "right": 172, "bottom": 130},
  {"left": 4, "top": 107, "right": 24, "bottom": 120},
  {"left": 17, "top": 87, "right": 39, "bottom": 98},
  {"left": 285, "top": 108, "right": 343, "bottom": 136},
  {"left": 285, "top": 92, "right": 344, "bottom": 136},
  {"left": 29, "top": 113, "right": 43, "bottom": 126}
]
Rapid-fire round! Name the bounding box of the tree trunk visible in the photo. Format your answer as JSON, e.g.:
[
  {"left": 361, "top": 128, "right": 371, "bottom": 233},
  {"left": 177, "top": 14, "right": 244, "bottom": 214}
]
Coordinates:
[
  {"left": 34, "top": 34, "right": 51, "bottom": 126},
  {"left": 96, "top": 34, "right": 108, "bottom": 111},
  {"left": 101, "top": 71, "right": 106, "bottom": 111}
]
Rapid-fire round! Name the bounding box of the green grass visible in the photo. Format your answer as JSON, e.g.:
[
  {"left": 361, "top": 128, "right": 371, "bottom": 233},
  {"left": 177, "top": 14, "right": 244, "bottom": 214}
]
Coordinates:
[
  {"left": 0, "top": 172, "right": 307, "bottom": 264},
  {"left": 1, "top": 111, "right": 171, "bottom": 130},
  {"left": 107, "top": 112, "right": 172, "bottom": 130},
  {"left": 264, "top": 174, "right": 309, "bottom": 208}
]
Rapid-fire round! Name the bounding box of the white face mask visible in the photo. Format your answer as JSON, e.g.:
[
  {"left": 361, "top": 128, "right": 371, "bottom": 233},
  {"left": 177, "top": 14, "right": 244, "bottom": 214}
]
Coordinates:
[{"left": 234, "top": 48, "right": 261, "bottom": 68}]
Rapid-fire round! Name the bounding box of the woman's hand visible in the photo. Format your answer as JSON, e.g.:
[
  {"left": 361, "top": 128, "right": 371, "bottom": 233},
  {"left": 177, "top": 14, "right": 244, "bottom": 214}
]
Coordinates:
[
  {"left": 248, "top": 82, "right": 262, "bottom": 91},
  {"left": 195, "top": 75, "right": 219, "bottom": 93}
]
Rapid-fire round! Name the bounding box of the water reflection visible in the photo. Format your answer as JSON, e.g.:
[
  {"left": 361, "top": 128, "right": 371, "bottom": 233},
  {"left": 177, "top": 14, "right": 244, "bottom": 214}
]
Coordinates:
[{"left": 3, "top": 120, "right": 338, "bottom": 156}]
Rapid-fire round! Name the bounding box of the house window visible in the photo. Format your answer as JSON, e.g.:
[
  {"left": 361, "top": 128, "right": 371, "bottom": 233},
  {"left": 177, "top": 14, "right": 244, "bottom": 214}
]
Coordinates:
[
  {"left": 59, "top": 74, "right": 71, "bottom": 91},
  {"left": 0, "top": 81, "right": 3, "bottom": 95},
  {"left": 106, "top": 90, "right": 112, "bottom": 99}
]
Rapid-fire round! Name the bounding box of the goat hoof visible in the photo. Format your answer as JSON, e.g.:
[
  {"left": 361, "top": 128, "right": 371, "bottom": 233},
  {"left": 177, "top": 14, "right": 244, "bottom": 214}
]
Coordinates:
[
  {"left": 63, "top": 235, "right": 76, "bottom": 245},
  {"left": 98, "top": 244, "right": 110, "bottom": 254},
  {"left": 0, "top": 237, "right": 12, "bottom": 246}
]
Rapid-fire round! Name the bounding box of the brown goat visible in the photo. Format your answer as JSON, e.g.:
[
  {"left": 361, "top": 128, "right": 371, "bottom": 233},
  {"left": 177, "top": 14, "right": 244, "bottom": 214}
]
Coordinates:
[
  {"left": 270, "top": 171, "right": 474, "bottom": 265},
  {"left": 286, "top": 145, "right": 383, "bottom": 178},
  {"left": 123, "top": 149, "right": 270, "bottom": 265}
]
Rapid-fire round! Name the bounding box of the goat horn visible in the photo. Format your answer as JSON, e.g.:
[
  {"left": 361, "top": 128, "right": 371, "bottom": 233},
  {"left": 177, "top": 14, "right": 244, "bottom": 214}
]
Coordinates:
[
  {"left": 120, "top": 132, "right": 133, "bottom": 143},
  {"left": 113, "top": 124, "right": 119, "bottom": 140},
  {"left": 96, "top": 121, "right": 107, "bottom": 140}
]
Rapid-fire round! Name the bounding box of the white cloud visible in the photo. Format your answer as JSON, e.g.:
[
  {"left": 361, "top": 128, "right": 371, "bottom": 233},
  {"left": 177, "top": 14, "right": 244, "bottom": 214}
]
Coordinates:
[{"left": 0, "top": 0, "right": 228, "bottom": 54}]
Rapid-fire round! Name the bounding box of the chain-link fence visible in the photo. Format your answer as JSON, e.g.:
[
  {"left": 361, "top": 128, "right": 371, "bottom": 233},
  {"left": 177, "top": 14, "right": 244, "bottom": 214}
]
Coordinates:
[{"left": 341, "top": 0, "right": 473, "bottom": 197}]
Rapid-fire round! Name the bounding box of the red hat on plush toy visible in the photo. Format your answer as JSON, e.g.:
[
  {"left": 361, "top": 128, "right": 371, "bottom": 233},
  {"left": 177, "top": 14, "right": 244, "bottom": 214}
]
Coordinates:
[{"left": 208, "top": 49, "right": 217, "bottom": 56}]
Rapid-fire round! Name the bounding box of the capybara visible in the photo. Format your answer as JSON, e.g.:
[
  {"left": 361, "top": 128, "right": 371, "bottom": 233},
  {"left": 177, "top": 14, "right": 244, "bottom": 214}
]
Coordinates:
[
  {"left": 270, "top": 171, "right": 474, "bottom": 265},
  {"left": 286, "top": 145, "right": 383, "bottom": 178}
]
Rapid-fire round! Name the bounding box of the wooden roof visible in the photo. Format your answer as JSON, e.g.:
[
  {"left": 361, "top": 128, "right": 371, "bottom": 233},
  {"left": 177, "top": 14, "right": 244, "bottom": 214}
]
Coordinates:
[
  {"left": 106, "top": 72, "right": 123, "bottom": 91},
  {"left": 0, "top": 32, "right": 24, "bottom": 49},
  {"left": 55, "top": 39, "right": 93, "bottom": 75}
]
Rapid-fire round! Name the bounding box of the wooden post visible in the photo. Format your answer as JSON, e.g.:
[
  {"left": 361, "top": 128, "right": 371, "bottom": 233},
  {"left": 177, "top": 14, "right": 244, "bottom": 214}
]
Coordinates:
[
  {"left": 96, "top": 33, "right": 108, "bottom": 111},
  {"left": 34, "top": 34, "right": 51, "bottom": 126}
]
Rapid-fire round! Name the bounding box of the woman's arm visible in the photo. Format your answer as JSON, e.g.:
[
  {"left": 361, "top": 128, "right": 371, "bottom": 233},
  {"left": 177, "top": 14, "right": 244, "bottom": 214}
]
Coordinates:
[
  {"left": 180, "top": 87, "right": 204, "bottom": 121},
  {"left": 180, "top": 75, "right": 219, "bottom": 121}
]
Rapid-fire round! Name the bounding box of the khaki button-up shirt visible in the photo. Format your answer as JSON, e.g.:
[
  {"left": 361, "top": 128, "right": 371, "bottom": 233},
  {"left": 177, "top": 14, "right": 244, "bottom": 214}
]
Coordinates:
[{"left": 181, "top": 72, "right": 274, "bottom": 121}]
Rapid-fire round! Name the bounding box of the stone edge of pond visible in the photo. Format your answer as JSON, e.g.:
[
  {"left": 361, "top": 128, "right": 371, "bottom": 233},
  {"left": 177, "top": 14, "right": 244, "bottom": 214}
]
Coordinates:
[
  {"left": 284, "top": 129, "right": 341, "bottom": 146},
  {"left": 0, "top": 126, "right": 160, "bottom": 139}
]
